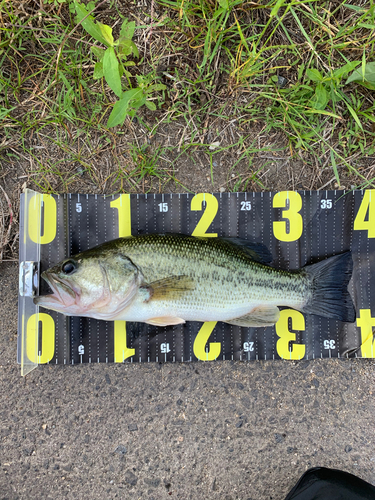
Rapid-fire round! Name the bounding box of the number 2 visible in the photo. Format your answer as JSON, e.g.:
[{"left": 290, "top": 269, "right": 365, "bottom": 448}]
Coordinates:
[{"left": 191, "top": 193, "right": 218, "bottom": 237}]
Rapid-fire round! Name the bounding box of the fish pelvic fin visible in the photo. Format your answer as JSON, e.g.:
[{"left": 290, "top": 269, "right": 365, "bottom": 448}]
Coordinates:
[
  {"left": 146, "top": 316, "right": 186, "bottom": 326},
  {"left": 226, "top": 305, "right": 280, "bottom": 327},
  {"left": 146, "top": 275, "right": 195, "bottom": 301},
  {"left": 301, "top": 252, "right": 356, "bottom": 323}
]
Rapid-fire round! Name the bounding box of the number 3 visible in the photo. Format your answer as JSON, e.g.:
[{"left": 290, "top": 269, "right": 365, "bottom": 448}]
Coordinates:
[{"left": 273, "top": 191, "right": 303, "bottom": 242}]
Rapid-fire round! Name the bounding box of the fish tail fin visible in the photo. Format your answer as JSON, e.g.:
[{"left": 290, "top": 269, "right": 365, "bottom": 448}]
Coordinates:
[{"left": 301, "top": 252, "right": 356, "bottom": 323}]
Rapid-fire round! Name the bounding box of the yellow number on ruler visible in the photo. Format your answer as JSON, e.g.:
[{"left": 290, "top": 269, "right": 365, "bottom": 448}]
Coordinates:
[
  {"left": 275, "top": 309, "right": 305, "bottom": 360},
  {"left": 110, "top": 194, "right": 131, "bottom": 237},
  {"left": 193, "top": 321, "right": 221, "bottom": 360},
  {"left": 354, "top": 190, "right": 375, "bottom": 238},
  {"left": 191, "top": 194, "right": 221, "bottom": 358},
  {"left": 111, "top": 195, "right": 132, "bottom": 360},
  {"left": 114, "top": 321, "right": 135, "bottom": 362},
  {"left": 356, "top": 309, "right": 375, "bottom": 358},
  {"left": 28, "top": 193, "right": 57, "bottom": 244},
  {"left": 191, "top": 193, "right": 218, "bottom": 237},
  {"left": 273, "top": 191, "right": 303, "bottom": 242},
  {"left": 26, "top": 313, "right": 55, "bottom": 364}
]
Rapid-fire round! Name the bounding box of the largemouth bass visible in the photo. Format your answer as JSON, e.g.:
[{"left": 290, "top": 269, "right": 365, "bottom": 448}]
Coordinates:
[{"left": 34, "top": 234, "right": 356, "bottom": 326}]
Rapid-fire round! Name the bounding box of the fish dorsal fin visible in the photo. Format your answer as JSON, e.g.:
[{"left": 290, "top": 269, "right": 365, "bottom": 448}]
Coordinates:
[
  {"left": 146, "top": 316, "right": 185, "bottom": 326},
  {"left": 226, "top": 305, "right": 280, "bottom": 327},
  {"left": 218, "top": 238, "right": 273, "bottom": 264},
  {"left": 147, "top": 275, "right": 195, "bottom": 301},
  {"left": 161, "top": 233, "right": 273, "bottom": 264}
]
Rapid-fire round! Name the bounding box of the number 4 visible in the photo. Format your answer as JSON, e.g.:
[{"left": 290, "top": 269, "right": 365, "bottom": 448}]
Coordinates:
[{"left": 354, "top": 190, "right": 375, "bottom": 238}]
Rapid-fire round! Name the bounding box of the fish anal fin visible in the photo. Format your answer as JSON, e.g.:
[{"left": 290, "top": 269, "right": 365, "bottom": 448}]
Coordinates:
[
  {"left": 146, "top": 316, "right": 186, "bottom": 327},
  {"left": 147, "top": 275, "right": 195, "bottom": 301},
  {"left": 226, "top": 305, "right": 280, "bottom": 327}
]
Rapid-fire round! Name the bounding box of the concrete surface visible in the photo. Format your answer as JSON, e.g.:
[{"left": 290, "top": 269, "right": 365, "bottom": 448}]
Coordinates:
[{"left": 1, "top": 260, "right": 375, "bottom": 500}]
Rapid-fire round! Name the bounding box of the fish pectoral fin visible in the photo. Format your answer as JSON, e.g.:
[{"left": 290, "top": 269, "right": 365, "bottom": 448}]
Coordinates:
[
  {"left": 147, "top": 275, "right": 195, "bottom": 301},
  {"left": 146, "top": 316, "right": 186, "bottom": 327},
  {"left": 226, "top": 305, "right": 280, "bottom": 327}
]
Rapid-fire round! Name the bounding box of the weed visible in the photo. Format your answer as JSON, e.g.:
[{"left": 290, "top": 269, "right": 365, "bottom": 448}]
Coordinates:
[
  {"left": 0, "top": 0, "right": 374, "bottom": 197},
  {"left": 72, "top": 0, "right": 166, "bottom": 127}
]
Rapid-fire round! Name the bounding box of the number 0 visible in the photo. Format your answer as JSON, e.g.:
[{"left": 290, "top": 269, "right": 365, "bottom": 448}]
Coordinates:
[{"left": 28, "top": 193, "right": 57, "bottom": 244}]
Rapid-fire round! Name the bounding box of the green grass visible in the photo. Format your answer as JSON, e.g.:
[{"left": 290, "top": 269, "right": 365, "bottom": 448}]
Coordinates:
[{"left": 0, "top": 0, "right": 375, "bottom": 192}]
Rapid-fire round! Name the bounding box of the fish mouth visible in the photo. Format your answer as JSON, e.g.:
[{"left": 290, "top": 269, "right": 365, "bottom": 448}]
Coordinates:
[{"left": 34, "top": 271, "right": 77, "bottom": 308}]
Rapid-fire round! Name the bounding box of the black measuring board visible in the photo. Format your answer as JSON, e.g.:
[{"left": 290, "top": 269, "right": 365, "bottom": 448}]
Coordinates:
[{"left": 17, "top": 189, "right": 375, "bottom": 374}]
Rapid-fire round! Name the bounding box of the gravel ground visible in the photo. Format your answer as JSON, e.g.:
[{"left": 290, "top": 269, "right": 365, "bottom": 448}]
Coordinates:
[{"left": 1, "top": 261, "right": 375, "bottom": 500}]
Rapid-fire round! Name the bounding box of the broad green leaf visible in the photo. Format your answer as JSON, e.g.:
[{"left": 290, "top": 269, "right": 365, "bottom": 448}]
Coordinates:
[
  {"left": 98, "top": 22, "right": 114, "bottom": 46},
  {"left": 306, "top": 68, "right": 323, "bottom": 82},
  {"left": 130, "top": 41, "right": 139, "bottom": 58},
  {"left": 145, "top": 100, "right": 157, "bottom": 111},
  {"left": 131, "top": 95, "right": 147, "bottom": 110},
  {"left": 312, "top": 83, "right": 329, "bottom": 110},
  {"left": 73, "top": 1, "right": 107, "bottom": 46},
  {"left": 218, "top": 0, "right": 229, "bottom": 10},
  {"left": 123, "top": 61, "right": 136, "bottom": 67},
  {"left": 107, "top": 88, "right": 142, "bottom": 128},
  {"left": 118, "top": 39, "right": 133, "bottom": 57},
  {"left": 333, "top": 61, "right": 360, "bottom": 80},
  {"left": 93, "top": 61, "right": 104, "bottom": 79},
  {"left": 103, "top": 47, "right": 122, "bottom": 97},
  {"left": 346, "top": 61, "right": 375, "bottom": 90},
  {"left": 91, "top": 46, "right": 105, "bottom": 61},
  {"left": 120, "top": 20, "right": 135, "bottom": 40},
  {"left": 146, "top": 83, "right": 167, "bottom": 93}
]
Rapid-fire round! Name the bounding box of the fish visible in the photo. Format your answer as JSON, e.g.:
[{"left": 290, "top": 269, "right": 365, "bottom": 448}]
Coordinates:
[{"left": 34, "top": 234, "right": 356, "bottom": 326}]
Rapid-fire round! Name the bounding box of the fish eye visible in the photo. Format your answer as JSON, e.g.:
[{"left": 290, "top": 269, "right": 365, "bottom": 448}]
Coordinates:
[{"left": 61, "top": 260, "right": 76, "bottom": 275}]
